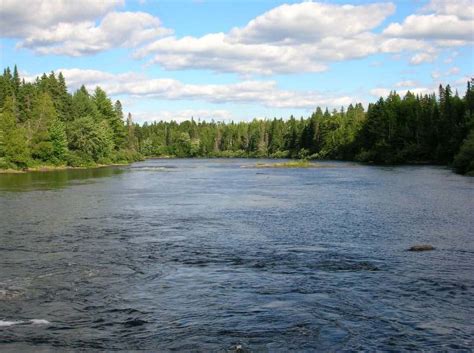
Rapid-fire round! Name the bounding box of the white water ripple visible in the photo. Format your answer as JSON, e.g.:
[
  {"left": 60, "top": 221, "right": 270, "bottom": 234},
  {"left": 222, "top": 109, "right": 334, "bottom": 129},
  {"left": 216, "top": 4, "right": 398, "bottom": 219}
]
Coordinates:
[{"left": 0, "top": 319, "right": 50, "bottom": 327}]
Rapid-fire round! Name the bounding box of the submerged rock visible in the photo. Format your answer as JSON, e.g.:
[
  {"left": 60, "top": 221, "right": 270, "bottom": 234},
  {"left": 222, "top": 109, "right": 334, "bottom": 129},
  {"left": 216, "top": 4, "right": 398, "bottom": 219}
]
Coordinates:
[{"left": 407, "top": 244, "right": 435, "bottom": 252}]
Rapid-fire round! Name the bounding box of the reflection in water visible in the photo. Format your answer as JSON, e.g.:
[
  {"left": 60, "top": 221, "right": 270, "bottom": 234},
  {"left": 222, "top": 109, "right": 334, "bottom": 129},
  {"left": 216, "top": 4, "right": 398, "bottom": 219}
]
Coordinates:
[
  {"left": 0, "top": 167, "right": 126, "bottom": 191},
  {"left": 0, "top": 159, "right": 473, "bottom": 351}
]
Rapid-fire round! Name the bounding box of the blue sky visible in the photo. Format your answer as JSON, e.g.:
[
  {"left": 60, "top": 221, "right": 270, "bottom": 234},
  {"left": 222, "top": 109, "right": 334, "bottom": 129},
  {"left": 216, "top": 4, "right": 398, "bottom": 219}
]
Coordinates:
[{"left": 1, "top": 0, "right": 473, "bottom": 124}]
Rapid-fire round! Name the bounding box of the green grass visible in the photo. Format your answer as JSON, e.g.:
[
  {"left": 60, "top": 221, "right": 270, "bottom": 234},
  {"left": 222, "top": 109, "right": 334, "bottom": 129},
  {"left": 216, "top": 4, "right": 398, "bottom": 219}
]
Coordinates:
[{"left": 251, "top": 160, "right": 319, "bottom": 168}]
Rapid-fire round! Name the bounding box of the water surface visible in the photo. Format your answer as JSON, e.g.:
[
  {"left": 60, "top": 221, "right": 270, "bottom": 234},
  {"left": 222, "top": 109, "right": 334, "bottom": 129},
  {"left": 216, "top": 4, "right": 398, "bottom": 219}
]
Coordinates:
[{"left": 1, "top": 159, "right": 473, "bottom": 351}]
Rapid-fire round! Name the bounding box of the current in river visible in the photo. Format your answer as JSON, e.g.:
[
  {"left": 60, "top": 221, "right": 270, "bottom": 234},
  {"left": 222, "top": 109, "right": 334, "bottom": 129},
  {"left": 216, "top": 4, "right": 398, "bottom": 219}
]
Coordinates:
[{"left": 0, "top": 159, "right": 473, "bottom": 351}]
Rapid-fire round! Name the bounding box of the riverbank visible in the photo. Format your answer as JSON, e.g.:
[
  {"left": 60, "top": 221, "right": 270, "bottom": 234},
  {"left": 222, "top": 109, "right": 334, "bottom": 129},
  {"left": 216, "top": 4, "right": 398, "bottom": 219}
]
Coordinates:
[
  {"left": 0, "top": 162, "right": 131, "bottom": 174},
  {"left": 144, "top": 156, "right": 471, "bottom": 175},
  {"left": 2, "top": 158, "right": 471, "bottom": 176}
]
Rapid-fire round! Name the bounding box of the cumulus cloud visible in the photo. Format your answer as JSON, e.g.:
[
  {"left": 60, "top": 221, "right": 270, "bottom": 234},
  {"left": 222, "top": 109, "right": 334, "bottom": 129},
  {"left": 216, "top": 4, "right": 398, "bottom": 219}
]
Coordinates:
[
  {"left": 454, "top": 76, "right": 473, "bottom": 86},
  {"left": 0, "top": 0, "right": 124, "bottom": 38},
  {"left": 132, "top": 110, "right": 234, "bottom": 124},
  {"left": 395, "top": 80, "right": 419, "bottom": 88},
  {"left": 447, "top": 67, "right": 460, "bottom": 76},
  {"left": 378, "top": 38, "right": 434, "bottom": 54},
  {"left": 135, "top": 1, "right": 395, "bottom": 74},
  {"left": 43, "top": 68, "right": 354, "bottom": 110},
  {"left": 19, "top": 12, "right": 172, "bottom": 56},
  {"left": 135, "top": 32, "right": 357, "bottom": 75},
  {"left": 410, "top": 52, "right": 437, "bottom": 65},
  {"left": 135, "top": 0, "right": 472, "bottom": 75},
  {"left": 429, "top": 67, "right": 466, "bottom": 81},
  {"left": 0, "top": 0, "right": 171, "bottom": 56},
  {"left": 423, "top": 0, "right": 474, "bottom": 20},
  {"left": 379, "top": 0, "right": 473, "bottom": 67},
  {"left": 4, "top": 0, "right": 472, "bottom": 75},
  {"left": 383, "top": 0, "right": 474, "bottom": 51},
  {"left": 431, "top": 70, "right": 441, "bottom": 79},
  {"left": 370, "top": 88, "right": 392, "bottom": 98},
  {"left": 227, "top": 2, "right": 395, "bottom": 45},
  {"left": 0, "top": 0, "right": 123, "bottom": 36},
  {"left": 370, "top": 86, "right": 432, "bottom": 98},
  {"left": 383, "top": 14, "right": 473, "bottom": 41}
]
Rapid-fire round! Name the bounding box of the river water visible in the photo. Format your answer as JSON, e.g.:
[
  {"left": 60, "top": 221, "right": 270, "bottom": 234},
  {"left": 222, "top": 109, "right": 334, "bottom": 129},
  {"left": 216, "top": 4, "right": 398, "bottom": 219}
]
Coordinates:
[{"left": 0, "top": 159, "right": 473, "bottom": 352}]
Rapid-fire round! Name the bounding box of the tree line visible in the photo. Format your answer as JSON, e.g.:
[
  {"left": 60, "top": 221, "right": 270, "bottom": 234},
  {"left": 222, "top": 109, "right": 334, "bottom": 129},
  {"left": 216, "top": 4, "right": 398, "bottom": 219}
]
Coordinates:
[
  {"left": 134, "top": 82, "right": 474, "bottom": 175},
  {"left": 0, "top": 66, "right": 141, "bottom": 170},
  {"left": 1, "top": 66, "right": 473, "bottom": 175}
]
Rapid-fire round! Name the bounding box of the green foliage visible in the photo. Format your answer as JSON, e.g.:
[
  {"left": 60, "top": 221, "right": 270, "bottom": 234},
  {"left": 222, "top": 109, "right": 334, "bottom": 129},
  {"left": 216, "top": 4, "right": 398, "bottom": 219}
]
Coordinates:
[
  {"left": 93, "top": 89, "right": 126, "bottom": 149},
  {"left": 113, "top": 149, "right": 144, "bottom": 164},
  {"left": 132, "top": 80, "right": 473, "bottom": 175},
  {"left": 255, "top": 160, "right": 313, "bottom": 168},
  {"left": 0, "top": 96, "right": 30, "bottom": 168},
  {"left": 29, "top": 92, "right": 59, "bottom": 161},
  {"left": 453, "top": 131, "right": 474, "bottom": 175},
  {"left": 3, "top": 127, "right": 30, "bottom": 167},
  {"left": 67, "top": 116, "right": 114, "bottom": 162},
  {"left": 0, "top": 66, "right": 142, "bottom": 170},
  {"left": 1, "top": 66, "right": 473, "bottom": 176},
  {"left": 49, "top": 120, "right": 68, "bottom": 162}
]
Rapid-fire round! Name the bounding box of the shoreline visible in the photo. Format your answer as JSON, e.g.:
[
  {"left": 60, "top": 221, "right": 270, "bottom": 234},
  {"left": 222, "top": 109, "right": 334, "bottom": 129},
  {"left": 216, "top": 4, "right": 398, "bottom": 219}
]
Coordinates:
[
  {"left": 0, "top": 163, "right": 131, "bottom": 174},
  {"left": 1, "top": 158, "right": 470, "bottom": 176}
]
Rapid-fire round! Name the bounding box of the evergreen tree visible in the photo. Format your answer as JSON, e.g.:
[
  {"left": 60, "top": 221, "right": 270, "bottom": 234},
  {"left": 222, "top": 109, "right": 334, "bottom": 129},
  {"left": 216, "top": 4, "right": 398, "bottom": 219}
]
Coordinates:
[{"left": 0, "top": 96, "right": 29, "bottom": 167}]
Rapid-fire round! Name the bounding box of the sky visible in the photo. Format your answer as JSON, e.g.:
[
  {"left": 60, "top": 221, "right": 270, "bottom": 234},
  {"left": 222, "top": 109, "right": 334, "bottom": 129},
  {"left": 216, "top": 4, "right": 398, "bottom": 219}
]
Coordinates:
[{"left": 0, "top": 0, "right": 473, "bottom": 124}]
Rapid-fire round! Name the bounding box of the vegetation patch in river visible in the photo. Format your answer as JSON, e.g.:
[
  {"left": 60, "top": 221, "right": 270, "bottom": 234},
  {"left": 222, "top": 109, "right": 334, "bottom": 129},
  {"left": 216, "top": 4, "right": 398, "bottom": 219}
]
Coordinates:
[{"left": 244, "top": 160, "right": 337, "bottom": 169}]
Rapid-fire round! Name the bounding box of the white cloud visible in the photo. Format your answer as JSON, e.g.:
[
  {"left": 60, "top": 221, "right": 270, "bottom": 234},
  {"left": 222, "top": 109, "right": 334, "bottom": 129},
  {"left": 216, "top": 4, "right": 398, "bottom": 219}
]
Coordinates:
[
  {"left": 1, "top": 0, "right": 171, "bottom": 56},
  {"left": 435, "top": 40, "right": 469, "bottom": 47},
  {"left": 378, "top": 38, "right": 434, "bottom": 54},
  {"left": 447, "top": 67, "right": 460, "bottom": 76},
  {"left": 135, "top": 0, "right": 472, "bottom": 75},
  {"left": 444, "top": 51, "right": 459, "bottom": 64},
  {"left": 135, "top": 33, "right": 332, "bottom": 75},
  {"left": 395, "top": 80, "right": 418, "bottom": 88},
  {"left": 0, "top": 0, "right": 123, "bottom": 37},
  {"left": 18, "top": 12, "right": 172, "bottom": 56},
  {"left": 370, "top": 86, "right": 432, "bottom": 98},
  {"left": 136, "top": 32, "right": 384, "bottom": 75},
  {"left": 370, "top": 88, "right": 392, "bottom": 98},
  {"left": 454, "top": 76, "right": 473, "bottom": 86},
  {"left": 429, "top": 67, "right": 466, "bottom": 81},
  {"left": 42, "top": 68, "right": 355, "bottom": 110},
  {"left": 377, "top": 0, "right": 473, "bottom": 69},
  {"left": 227, "top": 2, "right": 395, "bottom": 45},
  {"left": 410, "top": 52, "right": 437, "bottom": 65},
  {"left": 383, "top": 0, "right": 474, "bottom": 44},
  {"left": 383, "top": 14, "right": 474, "bottom": 41},
  {"left": 431, "top": 70, "right": 441, "bottom": 79},
  {"left": 132, "top": 110, "right": 234, "bottom": 124},
  {"left": 423, "top": 0, "right": 474, "bottom": 20},
  {"left": 135, "top": 1, "right": 395, "bottom": 75},
  {"left": 4, "top": 0, "right": 472, "bottom": 75}
]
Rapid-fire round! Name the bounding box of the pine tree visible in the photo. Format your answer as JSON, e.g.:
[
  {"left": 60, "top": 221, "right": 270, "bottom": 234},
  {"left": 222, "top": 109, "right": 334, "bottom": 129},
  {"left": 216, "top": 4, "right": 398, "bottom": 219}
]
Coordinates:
[
  {"left": 0, "top": 96, "right": 29, "bottom": 167},
  {"left": 126, "top": 112, "right": 137, "bottom": 151}
]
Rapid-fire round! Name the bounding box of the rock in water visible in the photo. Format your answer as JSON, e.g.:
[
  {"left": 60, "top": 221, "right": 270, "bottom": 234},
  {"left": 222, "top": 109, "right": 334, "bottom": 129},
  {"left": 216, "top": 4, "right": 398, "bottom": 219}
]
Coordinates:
[{"left": 407, "top": 244, "right": 435, "bottom": 252}]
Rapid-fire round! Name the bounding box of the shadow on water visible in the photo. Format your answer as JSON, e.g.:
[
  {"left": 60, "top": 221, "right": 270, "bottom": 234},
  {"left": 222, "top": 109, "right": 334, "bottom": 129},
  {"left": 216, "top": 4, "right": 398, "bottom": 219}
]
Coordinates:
[{"left": 0, "top": 167, "right": 126, "bottom": 192}]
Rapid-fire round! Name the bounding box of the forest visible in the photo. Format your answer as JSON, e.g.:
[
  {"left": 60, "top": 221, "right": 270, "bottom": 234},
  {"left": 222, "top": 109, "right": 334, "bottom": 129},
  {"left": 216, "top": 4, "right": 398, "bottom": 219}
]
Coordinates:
[
  {"left": 134, "top": 80, "right": 474, "bottom": 175},
  {"left": 1, "top": 66, "right": 473, "bottom": 175},
  {"left": 0, "top": 66, "right": 141, "bottom": 171}
]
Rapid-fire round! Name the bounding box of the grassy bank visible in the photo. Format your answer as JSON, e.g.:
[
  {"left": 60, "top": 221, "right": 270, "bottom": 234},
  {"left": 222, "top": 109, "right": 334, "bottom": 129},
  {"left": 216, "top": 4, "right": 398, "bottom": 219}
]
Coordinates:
[{"left": 0, "top": 161, "right": 133, "bottom": 174}]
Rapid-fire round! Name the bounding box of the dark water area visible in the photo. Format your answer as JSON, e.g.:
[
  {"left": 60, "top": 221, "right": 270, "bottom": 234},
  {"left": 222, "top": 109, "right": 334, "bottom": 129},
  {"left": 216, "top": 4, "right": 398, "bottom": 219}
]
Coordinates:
[{"left": 1, "top": 159, "right": 473, "bottom": 352}]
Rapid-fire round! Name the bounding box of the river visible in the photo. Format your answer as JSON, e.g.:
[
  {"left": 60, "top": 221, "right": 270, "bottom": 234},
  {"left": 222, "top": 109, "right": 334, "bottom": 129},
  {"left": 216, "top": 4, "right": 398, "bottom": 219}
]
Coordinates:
[{"left": 1, "top": 159, "right": 473, "bottom": 351}]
